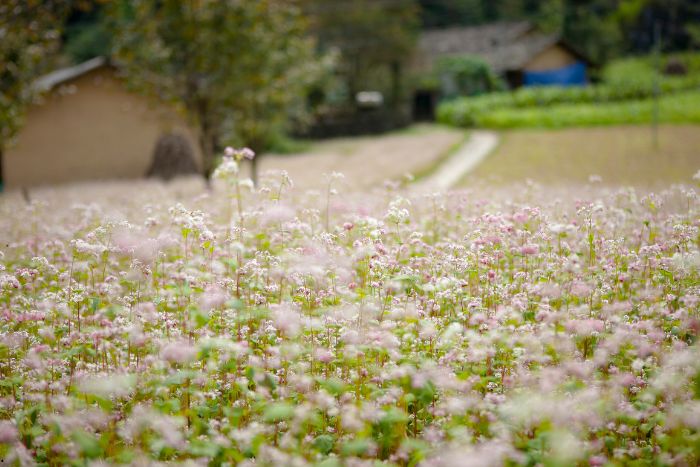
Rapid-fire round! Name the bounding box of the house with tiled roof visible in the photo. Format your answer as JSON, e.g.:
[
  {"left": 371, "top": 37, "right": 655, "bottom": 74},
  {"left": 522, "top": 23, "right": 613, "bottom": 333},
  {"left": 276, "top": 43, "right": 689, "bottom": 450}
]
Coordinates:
[
  {"left": 417, "top": 21, "right": 591, "bottom": 87},
  {"left": 413, "top": 21, "right": 592, "bottom": 119}
]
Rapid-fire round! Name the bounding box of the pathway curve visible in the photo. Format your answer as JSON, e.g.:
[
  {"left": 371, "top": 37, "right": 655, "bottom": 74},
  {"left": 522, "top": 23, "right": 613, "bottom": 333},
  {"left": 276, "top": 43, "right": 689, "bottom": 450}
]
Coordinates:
[
  {"left": 414, "top": 130, "right": 499, "bottom": 191},
  {"left": 245, "top": 125, "right": 465, "bottom": 191}
]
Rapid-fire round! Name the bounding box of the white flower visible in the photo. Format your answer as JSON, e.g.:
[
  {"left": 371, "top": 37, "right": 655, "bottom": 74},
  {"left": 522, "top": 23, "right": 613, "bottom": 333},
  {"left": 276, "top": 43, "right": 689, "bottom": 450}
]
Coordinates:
[{"left": 213, "top": 157, "right": 239, "bottom": 179}]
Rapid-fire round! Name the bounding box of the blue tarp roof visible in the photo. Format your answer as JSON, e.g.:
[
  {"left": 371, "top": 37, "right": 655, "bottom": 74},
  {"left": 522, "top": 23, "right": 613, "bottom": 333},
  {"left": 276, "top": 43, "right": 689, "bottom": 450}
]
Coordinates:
[{"left": 524, "top": 61, "right": 587, "bottom": 87}]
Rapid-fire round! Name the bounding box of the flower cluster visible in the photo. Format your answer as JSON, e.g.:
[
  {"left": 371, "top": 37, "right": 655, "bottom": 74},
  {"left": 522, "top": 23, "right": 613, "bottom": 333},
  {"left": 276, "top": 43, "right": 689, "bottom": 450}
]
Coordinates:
[{"left": 0, "top": 168, "right": 698, "bottom": 466}]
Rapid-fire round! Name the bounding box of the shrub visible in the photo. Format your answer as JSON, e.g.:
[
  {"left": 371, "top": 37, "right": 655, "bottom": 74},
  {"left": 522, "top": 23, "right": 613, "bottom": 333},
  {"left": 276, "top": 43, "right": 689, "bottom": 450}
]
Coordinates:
[
  {"left": 462, "top": 90, "right": 700, "bottom": 129},
  {"left": 436, "top": 52, "right": 700, "bottom": 129},
  {"left": 434, "top": 55, "right": 506, "bottom": 99}
]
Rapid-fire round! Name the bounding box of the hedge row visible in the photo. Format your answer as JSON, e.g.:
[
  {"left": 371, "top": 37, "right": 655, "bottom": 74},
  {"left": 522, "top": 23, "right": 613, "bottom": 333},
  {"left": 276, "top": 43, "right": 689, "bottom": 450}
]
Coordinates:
[
  {"left": 437, "top": 76, "right": 700, "bottom": 127},
  {"left": 440, "top": 90, "right": 700, "bottom": 129}
]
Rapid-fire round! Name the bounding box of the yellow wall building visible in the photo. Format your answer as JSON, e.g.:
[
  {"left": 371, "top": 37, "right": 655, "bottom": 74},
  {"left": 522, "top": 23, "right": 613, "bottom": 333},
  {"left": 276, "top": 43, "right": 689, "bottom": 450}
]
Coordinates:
[{"left": 5, "top": 57, "right": 201, "bottom": 188}]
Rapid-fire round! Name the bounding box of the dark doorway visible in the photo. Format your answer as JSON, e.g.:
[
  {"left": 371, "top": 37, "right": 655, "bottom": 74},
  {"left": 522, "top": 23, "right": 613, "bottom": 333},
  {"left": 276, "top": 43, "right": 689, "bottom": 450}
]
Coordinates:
[
  {"left": 413, "top": 90, "right": 436, "bottom": 121},
  {"left": 505, "top": 70, "right": 524, "bottom": 89}
]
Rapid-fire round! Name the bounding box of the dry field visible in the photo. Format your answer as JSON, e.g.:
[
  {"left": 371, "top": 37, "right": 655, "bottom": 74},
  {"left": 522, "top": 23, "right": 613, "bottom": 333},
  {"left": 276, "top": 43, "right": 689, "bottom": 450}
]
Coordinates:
[{"left": 462, "top": 125, "right": 700, "bottom": 187}]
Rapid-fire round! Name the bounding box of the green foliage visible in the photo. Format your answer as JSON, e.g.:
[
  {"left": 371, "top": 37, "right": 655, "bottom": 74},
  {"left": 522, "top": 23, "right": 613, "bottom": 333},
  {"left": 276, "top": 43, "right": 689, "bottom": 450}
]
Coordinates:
[
  {"left": 437, "top": 52, "right": 700, "bottom": 128},
  {"left": 63, "top": 14, "right": 112, "bottom": 63},
  {"left": 313, "top": 434, "right": 335, "bottom": 455},
  {"left": 602, "top": 56, "right": 657, "bottom": 86},
  {"left": 341, "top": 438, "right": 373, "bottom": 456},
  {"left": 419, "top": 0, "right": 563, "bottom": 30},
  {"left": 562, "top": 0, "right": 623, "bottom": 64},
  {"left": 442, "top": 90, "right": 700, "bottom": 129},
  {"left": 262, "top": 402, "right": 295, "bottom": 423},
  {"left": 438, "top": 77, "right": 700, "bottom": 127},
  {"left": 604, "top": 52, "right": 700, "bottom": 85},
  {"left": 309, "top": 0, "right": 420, "bottom": 109},
  {"left": 433, "top": 55, "right": 506, "bottom": 99},
  {"left": 0, "top": 1, "right": 69, "bottom": 153},
  {"left": 110, "top": 0, "right": 325, "bottom": 176}
]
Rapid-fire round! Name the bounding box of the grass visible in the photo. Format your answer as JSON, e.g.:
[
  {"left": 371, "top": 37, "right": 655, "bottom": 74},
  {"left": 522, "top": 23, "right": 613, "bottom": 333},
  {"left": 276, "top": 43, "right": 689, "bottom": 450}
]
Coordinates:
[
  {"left": 460, "top": 124, "right": 700, "bottom": 187},
  {"left": 268, "top": 123, "right": 457, "bottom": 157},
  {"left": 475, "top": 91, "right": 700, "bottom": 129},
  {"left": 266, "top": 134, "right": 314, "bottom": 154},
  {"left": 268, "top": 123, "right": 457, "bottom": 156}
]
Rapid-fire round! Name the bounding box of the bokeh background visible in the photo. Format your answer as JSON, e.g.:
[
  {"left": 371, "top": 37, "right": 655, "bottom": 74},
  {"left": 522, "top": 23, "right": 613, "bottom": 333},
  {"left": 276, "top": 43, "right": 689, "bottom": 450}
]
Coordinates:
[{"left": 1, "top": 0, "right": 699, "bottom": 193}]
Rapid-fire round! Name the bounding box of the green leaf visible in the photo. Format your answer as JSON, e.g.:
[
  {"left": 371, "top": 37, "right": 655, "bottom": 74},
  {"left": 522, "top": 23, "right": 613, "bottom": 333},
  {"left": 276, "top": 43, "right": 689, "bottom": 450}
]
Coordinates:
[
  {"left": 263, "top": 402, "right": 295, "bottom": 423},
  {"left": 341, "top": 438, "right": 372, "bottom": 456},
  {"left": 318, "top": 377, "right": 347, "bottom": 396},
  {"left": 188, "top": 439, "right": 221, "bottom": 458},
  {"left": 313, "top": 434, "right": 335, "bottom": 455},
  {"left": 72, "top": 430, "right": 102, "bottom": 458},
  {"left": 190, "top": 307, "right": 210, "bottom": 328},
  {"left": 379, "top": 407, "right": 408, "bottom": 427},
  {"left": 315, "top": 459, "right": 342, "bottom": 467}
]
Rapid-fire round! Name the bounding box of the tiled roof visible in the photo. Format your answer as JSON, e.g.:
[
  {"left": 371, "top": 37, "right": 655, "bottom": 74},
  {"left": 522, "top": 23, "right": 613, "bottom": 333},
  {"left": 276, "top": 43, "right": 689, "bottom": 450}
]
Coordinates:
[
  {"left": 420, "top": 21, "right": 533, "bottom": 57},
  {"left": 33, "top": 56, "right": 108, "bottom": 92},
  {"left": 418, "top": 21, "right": 568, "bottom": 72}
]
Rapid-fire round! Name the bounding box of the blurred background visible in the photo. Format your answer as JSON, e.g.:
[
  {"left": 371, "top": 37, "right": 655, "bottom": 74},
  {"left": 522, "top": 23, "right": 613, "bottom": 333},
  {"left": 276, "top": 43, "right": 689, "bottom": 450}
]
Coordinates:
[{"left": 1, "top": 0, "right": 699, "bottom": 192}]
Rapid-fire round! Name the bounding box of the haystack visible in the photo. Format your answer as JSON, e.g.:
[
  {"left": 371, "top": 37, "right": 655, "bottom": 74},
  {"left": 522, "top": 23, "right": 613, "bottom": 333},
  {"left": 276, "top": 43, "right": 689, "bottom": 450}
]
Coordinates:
[{"left": 146, "top": 133, "right": 199, "bottom": 180}]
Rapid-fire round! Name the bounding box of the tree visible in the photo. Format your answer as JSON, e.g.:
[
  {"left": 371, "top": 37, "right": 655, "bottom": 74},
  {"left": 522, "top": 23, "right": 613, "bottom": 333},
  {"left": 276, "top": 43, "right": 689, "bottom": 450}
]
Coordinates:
[
  {"left": 110, "top": 0, "right": 321, "bottom": 182},
  {"left": 615, "top": 0, "right": 700, "bottom": 53},
  {"left": 419, "top": 0, "right": 485, "bottom": 28},
  {"left": 434, "top": 56, "right": 505, "bottom": 99},
  {"left": 309, "top": 0, "right": 420, "bottom": 114},
  {"left": 0, "top": 1, "right": 69, "bottom": 191},
  {"left": 418, "top": 0, "right": 558, "bottom": 29},
  {"left": 561, "top": 0, "right": 622, "bottom": 64},
  {"left": 63, "top": 1, "right": 113, "bottom": 64}
]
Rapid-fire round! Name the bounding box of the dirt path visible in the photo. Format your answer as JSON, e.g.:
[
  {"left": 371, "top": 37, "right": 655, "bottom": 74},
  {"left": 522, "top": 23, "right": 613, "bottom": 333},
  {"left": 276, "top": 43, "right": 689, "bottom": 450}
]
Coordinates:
[
  {"left": 5, "top": 125, "right": 472, "bottom": 200},
  {"left": 241, "top": 125, "right": 464, "bottom": 191},
  {"left": 413, "top": 130, "right": 499, "bottom": 191}
]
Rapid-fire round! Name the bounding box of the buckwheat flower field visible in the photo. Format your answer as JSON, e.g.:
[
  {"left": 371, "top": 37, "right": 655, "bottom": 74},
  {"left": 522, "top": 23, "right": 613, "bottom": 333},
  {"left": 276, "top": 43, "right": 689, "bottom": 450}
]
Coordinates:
[{"left": 1, "top": 156, "right": 699, "bottom": 466}]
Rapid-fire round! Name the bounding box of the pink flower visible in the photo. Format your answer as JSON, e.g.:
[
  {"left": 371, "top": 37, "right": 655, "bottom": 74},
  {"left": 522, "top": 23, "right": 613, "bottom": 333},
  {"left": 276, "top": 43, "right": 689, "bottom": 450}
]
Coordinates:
[
  {"left": 224, "top": 146, "right": 254, "bottom": 161},
  {"left": 520, "top": 244, "right": 539, "bottom": 255},
  {"left": 160, "top": 340, "right": 198, "bottom": 364},
  {"left": 513, "top": 210, "right": 529, "bottom": 223},
  {"left": 565, "top": 319, "right": 605, "bottom": 336},
  {"left": 570, "top": 281, "right": 593, "bottom": 297},
  {"left": 271, "top": 303, "right": 303, "bottom": 337},
  {"left": 0, "top": 420, "right": 18, "bottom": 444},
  {"left": 240, "top": 147, "right": 255, "bottom": 160},
  {"left": 315, "top": 348, "right": 334, "bottom": 363},
  {"left": 260, "top": 204, "right": 295, "bottom": 226},
  {"left": 199, "top": 285, "right": 227, "bottom": 311}
]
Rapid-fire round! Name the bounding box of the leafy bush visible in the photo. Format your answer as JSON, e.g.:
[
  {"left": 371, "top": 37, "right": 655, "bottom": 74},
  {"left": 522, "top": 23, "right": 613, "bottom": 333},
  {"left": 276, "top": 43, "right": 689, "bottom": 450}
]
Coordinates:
[
  {"left": 438, "top": 79, "right": 700, "bottom": 126},
  {"left": 433, "top": 55, "right": 505, "bottom": 99},
  {"left": 604, "top": 52, "right": 700, "bottom": 83},
  {"left": 437, "top": 52, "right": 700, "bottom": 128},
  {"left": 442, "top": 90, "right": 700, "bottom": 129}
]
